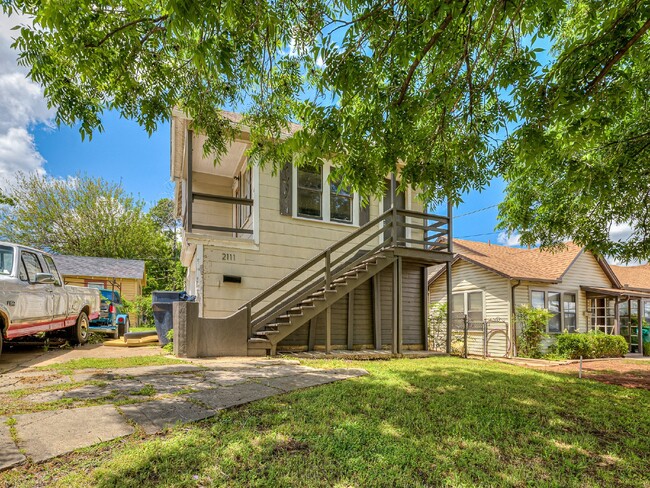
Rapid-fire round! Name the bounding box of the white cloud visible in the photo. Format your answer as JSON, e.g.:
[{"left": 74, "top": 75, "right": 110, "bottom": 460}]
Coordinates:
[
  {"left": 497, "top": 231, "right": 521, "bottom": 247},
  {"left": 0, "top": 12, "right": 53, "bottom": 190},
  {"left": 609, "top": 222, "right": 633, "bottom": 242}
]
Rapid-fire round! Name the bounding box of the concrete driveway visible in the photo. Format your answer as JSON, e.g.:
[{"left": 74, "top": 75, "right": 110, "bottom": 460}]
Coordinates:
[{"left": 0, "top": 345, "right": 367, "bottom": 472}]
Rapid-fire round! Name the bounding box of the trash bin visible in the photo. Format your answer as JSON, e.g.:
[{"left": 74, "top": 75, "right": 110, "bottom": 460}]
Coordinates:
[{"left": 152, "top": 291, "right": 195, "bottom": 345}]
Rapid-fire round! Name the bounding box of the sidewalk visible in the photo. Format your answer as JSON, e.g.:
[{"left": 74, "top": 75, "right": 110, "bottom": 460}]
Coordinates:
[{"left": 0, "top": 358, "right": 367, "bottom": 471}]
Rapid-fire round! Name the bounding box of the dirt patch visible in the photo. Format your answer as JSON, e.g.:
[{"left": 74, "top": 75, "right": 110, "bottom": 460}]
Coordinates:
[{"left": 532, "top": 359, "right": 650, "bottom": 390}]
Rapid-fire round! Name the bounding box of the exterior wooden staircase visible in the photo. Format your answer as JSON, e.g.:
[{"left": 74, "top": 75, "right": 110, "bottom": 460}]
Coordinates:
[{"left": 242, "top": 207, "right": 450, "bottom": 355}]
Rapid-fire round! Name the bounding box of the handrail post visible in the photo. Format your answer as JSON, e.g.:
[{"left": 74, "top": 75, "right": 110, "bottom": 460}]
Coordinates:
[
  {"left": 391, "top": 206, "right": 398, "bottom": 247},
  {"left": 325, "top": 249, "right": 332, "bottom": 289},
  {"left": 246, "top": 303, "right": 252, "bottom": 338}
]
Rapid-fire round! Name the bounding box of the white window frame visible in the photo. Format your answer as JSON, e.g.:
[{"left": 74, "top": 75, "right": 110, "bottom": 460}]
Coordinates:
[
  {"left": 292, "top": 162, "right": 359, "bottom": 226},
  {"left": 451, "top": 290, "right": 485, "bottom": 324},
  {"left": 530, "top": 289, "right": 579, "bottom": 333}
]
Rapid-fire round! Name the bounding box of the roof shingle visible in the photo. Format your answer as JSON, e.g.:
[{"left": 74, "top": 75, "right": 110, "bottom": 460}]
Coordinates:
[
  {"left": 53, "top": 255, "right": 145, "bottom": 280},
  {"left": 610, "top": 264, "right": 650, "bottom": 292}
]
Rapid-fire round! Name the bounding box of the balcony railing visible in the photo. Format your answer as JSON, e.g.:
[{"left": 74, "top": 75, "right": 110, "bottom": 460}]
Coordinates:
[{"left": 188, "top": 193, "right": 253, "bottom": 235}]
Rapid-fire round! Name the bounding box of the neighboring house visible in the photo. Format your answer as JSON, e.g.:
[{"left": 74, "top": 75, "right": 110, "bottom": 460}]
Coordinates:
[
  {"left": 53, "top": 255, "right": 146, "bottom": 325},
  {"left": 170, "top": 110, "right": 453, "bottom": 356},
  {"left": 610, "top": 264, "right": 650, "bottom": 352},
  {"left": 428, "top": 239, "right": 649, "bottom": 356}
]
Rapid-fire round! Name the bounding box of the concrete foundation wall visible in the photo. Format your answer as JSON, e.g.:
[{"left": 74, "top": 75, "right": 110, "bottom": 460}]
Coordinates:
[{"left": 173, "top": 301, "right": 248, "bottom": 357}]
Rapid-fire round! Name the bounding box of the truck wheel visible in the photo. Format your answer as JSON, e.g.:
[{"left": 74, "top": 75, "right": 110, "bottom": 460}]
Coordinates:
[{"left": 69, "top": 312, "right": 89, "bottom": 345}]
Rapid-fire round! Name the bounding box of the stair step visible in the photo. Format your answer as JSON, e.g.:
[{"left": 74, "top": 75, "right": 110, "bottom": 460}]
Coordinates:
[
  {"left": 248, "top": 337, "right": 270, "bottom": 344},
  {"left": 256, "top": 330, "right": 280, "bottom": 336}
]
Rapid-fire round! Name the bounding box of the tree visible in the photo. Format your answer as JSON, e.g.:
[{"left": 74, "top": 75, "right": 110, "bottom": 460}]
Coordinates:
[
  {"left": 0, "top": 172, "right": 163, "bottom": 258},
  {"left": 0, "top": 174, "right": 186, "bottom": 291},
  {"left": 0, "top": 190, "right": 14, "bottom": 206},
  {"left": 145, "top": 198, "right": 185, "bottom": 293},
  {"left": 3, "top": 0, "right": 649, "bottom": 260}
]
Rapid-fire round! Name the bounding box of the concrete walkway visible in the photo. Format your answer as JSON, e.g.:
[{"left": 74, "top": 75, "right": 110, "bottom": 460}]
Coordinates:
[{"left": 0, "top": 358, "right": 367, "bottom": 471}]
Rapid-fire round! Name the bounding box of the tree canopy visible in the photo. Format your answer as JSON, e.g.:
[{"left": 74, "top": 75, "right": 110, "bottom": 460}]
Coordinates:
[
  {"left": 2, "top": 0, "right": 649, "bottom": 260},
  {"left": 0, "top": 173, "right": 183, "bottom": 291}
]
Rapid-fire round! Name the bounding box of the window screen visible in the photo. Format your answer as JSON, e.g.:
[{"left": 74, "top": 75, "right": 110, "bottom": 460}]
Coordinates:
[
  {"left": 531, "top": 291, "right": 545, "bottom": 309},
  {"left": 330, "top": 179, "right": 352, "bottom": 223},
  {"left": 297, "top": 166, "right": 322, "bottom": 218},
  {"left": 467, "top": 291, "right": 483, "bottom": 324},
  {"left": 548, "top": 292, "right": 561, "bottom": 332},
  {"left": 563, "top": 293, "right": 576, "bottom": 332}
]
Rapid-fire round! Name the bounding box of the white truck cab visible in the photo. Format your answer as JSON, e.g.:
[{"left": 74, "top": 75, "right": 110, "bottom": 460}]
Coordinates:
[{"left": 0, "top": 242, "right": 101, "bottom": 355}]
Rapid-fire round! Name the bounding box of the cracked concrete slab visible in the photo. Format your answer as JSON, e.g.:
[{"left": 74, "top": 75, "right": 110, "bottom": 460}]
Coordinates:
[
  {"left": 119, "top": 398, "right": 215, "bottom": 434},
  {"left": 0, "top": 418, "right": 25, "bottom": 471},
  {"left": 188, "top": 383, "right": 281, "bottom": 410},
  {"left": 13, "top": 405, "right": 134, "bottom": 463}
]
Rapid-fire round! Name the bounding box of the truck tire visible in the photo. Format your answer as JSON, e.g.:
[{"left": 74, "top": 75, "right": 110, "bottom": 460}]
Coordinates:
[{"left": 69, "top": 312, "right": 89, "bottom": 345}]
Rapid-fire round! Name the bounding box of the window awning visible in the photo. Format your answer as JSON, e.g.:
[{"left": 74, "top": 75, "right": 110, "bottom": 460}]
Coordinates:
[{"left": 580, "top": 286, "right": 650, "bottom": 300}]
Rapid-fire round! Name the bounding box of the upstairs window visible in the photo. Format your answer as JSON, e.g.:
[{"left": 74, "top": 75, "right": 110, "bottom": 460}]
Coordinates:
[{"left": 297, "top": 166, "right": 323, "bottom": 219}]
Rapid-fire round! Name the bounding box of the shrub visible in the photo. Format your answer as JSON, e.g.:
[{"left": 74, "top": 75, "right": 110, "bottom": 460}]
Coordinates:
[
  {"left": 515, "top": 305, "right": 552, "bottom": 358},
  {"left": 644, "top": 342, "right": 650, "bottom": 357},
  {"left": 556, "top": 331, "right": 628, "bottom": 359},
  {"left": 428, "top": 302, "right": 447, "bottom": 352},
  {"left": 132, "top": 295, "right": 154, "bottom": 326}
]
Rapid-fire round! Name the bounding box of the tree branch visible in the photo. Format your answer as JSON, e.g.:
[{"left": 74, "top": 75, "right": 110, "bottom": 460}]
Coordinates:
[
  {"left": 396, "top": 11, "right": 453, "bottom": 106},
  {"left": 586, "top": 17, "right": 650, "bottom": 93},
  {"left": 87, "top": 15, "right": 168, "bottom": 48}
]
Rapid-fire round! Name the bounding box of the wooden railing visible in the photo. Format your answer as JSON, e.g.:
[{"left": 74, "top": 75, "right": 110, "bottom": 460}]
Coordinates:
[
  {"left": 186, "top": 192, "right": 254, "bottom": 235},
  {"left": 240, "top": 207, "right": 450, "bottom": 335}
]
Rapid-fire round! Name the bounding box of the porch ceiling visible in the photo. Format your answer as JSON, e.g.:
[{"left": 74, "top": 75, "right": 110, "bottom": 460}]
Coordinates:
[
  {"left": 581, "top": 285, "right": 650, "bottom": 300},
  {"left": 193, "top": 134, "right": 248, "bottom": 178}
]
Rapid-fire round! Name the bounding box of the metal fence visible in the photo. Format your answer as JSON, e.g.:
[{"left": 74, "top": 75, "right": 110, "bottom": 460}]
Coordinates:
[{"left": 429, "top": 312, "right": 513, "bottom": 358}]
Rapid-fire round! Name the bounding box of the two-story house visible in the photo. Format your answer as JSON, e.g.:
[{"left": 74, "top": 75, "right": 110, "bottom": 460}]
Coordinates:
[{"left": 170, "top": 111, "right": 453, "bottom": 356}]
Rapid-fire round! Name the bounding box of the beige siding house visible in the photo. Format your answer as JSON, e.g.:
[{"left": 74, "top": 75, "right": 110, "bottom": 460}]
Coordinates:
[
  {"left": 52, "top": 255, "right": 146, "bottom": 325},
  {"left": 428, "top": 239, "right": 648, "bottom": 356},
  {"left": 171, "top": 111, "right": 453, "bottom": 356}
]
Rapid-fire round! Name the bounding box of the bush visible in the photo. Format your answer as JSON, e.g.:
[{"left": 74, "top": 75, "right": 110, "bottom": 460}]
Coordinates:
[
  {"left": 644, "top": 342, "right": 650, "bottom": 357},
  {"left": 132, "top": 295, "right": 153, "bottom": 326},
  {"left": 428, "top": 302, "right": 447, "bottom": 352},
  {"left": 515, "top": 305, "right": 552, "bottom": 358},
  {"left": 556, "top": 331, "right": 628, "bottom": 359}
]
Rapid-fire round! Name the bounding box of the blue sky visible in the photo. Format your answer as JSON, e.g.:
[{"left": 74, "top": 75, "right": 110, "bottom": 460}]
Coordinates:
[{"left": 33, "top": 113, "right": 174, "bottom": 207}]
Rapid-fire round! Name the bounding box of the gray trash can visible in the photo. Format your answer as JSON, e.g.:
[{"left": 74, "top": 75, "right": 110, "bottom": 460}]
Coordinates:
[{"left": 152, "top": 291, "right": 195, "bottom": 345}]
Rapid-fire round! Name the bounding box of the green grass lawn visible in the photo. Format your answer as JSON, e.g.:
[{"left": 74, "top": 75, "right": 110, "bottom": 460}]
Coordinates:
[
  {"left": 3, "top": 357, "right": 649, "bottom": 487},
  {"left": 36, "top": 355, "right": 186, "bottom": 375}
]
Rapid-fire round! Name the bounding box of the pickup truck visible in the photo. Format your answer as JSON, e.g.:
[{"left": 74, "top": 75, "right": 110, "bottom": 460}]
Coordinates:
[{"left": 0, "top": 242, "right": 100, "bottom": 355}]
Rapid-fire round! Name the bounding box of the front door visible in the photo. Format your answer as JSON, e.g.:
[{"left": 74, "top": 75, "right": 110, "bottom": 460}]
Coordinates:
[{"left": 383, "top": 178, "right": 406, "bottom": 243}]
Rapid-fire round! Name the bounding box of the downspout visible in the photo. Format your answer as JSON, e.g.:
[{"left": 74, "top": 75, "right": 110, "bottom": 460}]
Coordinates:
[{"left": 510, "top": 280, "right": 521, "bottom": 357}]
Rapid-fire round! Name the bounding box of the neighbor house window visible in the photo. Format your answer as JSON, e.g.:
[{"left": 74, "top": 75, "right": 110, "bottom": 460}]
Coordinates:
[
  {"left": 563, "top": 293, "right": 577, "bottom": 332},
  {"left": 532, "top": 290, "right": 578, "bottom": 333},
  {"left": 297, "top": 166, "right": 323, "bottom": 219},
  {"left": 330, "top": 178, "right": 352, "bottom": 223},
  {"left": 451, "top": 291, "right": 484, "bottom": 324}
]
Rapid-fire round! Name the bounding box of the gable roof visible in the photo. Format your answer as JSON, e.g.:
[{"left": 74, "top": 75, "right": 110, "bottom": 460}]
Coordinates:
[
  {"left": 610, "top": 264, "right": 650, "bottom": 292},
  {"left": 53, "top": 255, "right": 146, "bottom": 280},
  {"left": 429, "top": 239, "right": 619, "bottom": 286}
]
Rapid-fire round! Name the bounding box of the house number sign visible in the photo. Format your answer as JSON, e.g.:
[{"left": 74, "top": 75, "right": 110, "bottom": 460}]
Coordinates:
[{"left": 222, "top": 252, "right": 237, "bottom": 262}]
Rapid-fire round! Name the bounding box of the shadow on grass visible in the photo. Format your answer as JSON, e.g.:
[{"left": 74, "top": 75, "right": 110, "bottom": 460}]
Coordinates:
[{"left": 49, "top": 358, "right": 650, "bottom": 487}]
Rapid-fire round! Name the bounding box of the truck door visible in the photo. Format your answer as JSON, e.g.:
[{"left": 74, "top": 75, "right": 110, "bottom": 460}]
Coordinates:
[
  {"left": 13, "top": 250, "right": 53, "bottom": 335},
  {"left": 43, "top": 255, "right": 68, "bottom": 328}
]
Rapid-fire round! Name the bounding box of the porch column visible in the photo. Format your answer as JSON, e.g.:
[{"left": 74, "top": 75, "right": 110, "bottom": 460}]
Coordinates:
[
  {"left": 187, "top": 129, "right": 193, "bottom": 233},
  {"left": 614, "top": 297, "right": 620, "bottom": 335},
  {"left": 639, "top": 299, "right": 644, "bottom": 356},
  {"left": 446, "top": 199, "right": 453, "bottom": 354}
]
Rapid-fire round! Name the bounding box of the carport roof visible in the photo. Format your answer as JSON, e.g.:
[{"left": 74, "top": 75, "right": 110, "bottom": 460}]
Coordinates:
[{"left": 53, "top": 255, "right": 145, "bottom": 280}]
